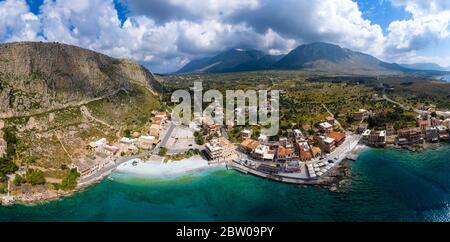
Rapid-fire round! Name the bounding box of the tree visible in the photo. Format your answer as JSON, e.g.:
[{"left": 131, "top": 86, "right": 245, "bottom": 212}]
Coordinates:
[
  {"left": 123, "top": 129, "right": 133, "bottom": 138},
  {"left": 24, "top": 169, "right": 45, "bottom": 185},
  {"left": 0, "top": 157, "right": 17, "bottom": 177},
  {"left": 60, "top": 169, "right": 80, "bottom": 191},
  {"left": 0, "top": 126, "right": 18, "bottom": 176},
  {"left": 195, "top": 135, "right": 205, "bottom": 145},
  {"left": 159, "top": 147, "right": 168, "bottom": 156},
  {"left": 0, "top": 183, "right": 7, "bottom": 194},
  {"left": 14, "top": 174, "right": 24, "bottom": 186}
]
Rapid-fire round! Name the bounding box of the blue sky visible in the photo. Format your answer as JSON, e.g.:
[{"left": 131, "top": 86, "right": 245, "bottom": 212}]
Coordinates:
[
  {"left": 2, "top": 0, "right": 450, "bottom": 73},
  {"left": 356, "top": 0, "right": 412, "bottom": 31}
]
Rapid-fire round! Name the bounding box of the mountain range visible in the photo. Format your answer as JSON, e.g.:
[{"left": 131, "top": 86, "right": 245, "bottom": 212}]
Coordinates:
[
  {"left": 177, "top": 42, "right": 447, "bottom": 75},
  {"left": 399, "top": 63, "right": 450, "bottom": 72},
  {"left": 177, "top": 49, "right": 284, "bottom": 73}
]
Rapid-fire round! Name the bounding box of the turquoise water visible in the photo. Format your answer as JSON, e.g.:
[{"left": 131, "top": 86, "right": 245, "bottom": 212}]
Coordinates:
[{"left": 0, "top": 145, "right": 449, "bottom": 222}]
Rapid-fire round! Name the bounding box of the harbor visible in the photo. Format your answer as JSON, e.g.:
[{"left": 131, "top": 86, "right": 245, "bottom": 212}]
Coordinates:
[{"left": 1, "top": 144, "right": 449, "bottom": 222}]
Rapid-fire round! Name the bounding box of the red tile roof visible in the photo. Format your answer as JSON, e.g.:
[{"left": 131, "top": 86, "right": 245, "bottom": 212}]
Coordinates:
[{"left": 327, "top": 131, "right": 346, "bottom": 143}]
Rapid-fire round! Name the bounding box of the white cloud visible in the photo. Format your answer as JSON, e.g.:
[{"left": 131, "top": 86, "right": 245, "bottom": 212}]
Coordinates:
[
  {"left": 0, "top": 0, "right": 41, "bottom": 42},
  {"left": 123, "top": 0, "right": 261, "bottom": 23},
  {"left": 386, "top": 0, "right": 450, "bottom": 52},
  {"left": 1, "top": 0, "right": 450, "bottom": 72}
]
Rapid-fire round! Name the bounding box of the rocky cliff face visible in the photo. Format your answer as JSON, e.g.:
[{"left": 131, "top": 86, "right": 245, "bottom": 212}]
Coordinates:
[{"left": 0, "top": 42, "right": 161, "bottom": 118}]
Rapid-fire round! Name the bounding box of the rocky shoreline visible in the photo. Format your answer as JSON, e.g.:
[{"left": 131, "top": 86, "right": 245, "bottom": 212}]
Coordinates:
[
  {"left": 324, "top": 142, "right": 449, "bottom": 193},
  {"left": 2, "top": 142, "right": 448, "bottom": 206},
  {"left": 314, "top": 159, "right": 353, "bottom": 192}
]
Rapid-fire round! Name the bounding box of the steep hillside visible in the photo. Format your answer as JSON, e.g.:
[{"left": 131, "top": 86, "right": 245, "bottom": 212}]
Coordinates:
[
  {"left": 274, "top": 42, "right": 407, "bottom": 75},
  {"left": 0, "top": 42, "right": 161, "bottom": 118},
  {"left": 177, "top": 42, "right": 441, "bottom": 76},
  {"left": 177, "top": 49, "right": 282, "bottom": 73}
]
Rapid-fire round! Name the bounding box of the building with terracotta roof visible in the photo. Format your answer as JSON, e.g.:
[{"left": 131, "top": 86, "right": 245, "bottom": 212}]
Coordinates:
[
  {"left": 418, "top": 119, "right": 429, "bottom": 130},
  {"left": 276, "top": 146, "right": 296, "bottom": 162},
  {"left": 149, "top": 124, "right": 161, "bottom": 137},
  {"left": 298, "top": 142, "right": 312, "bottom": 161},
  {"left": 203, "top": 123, "right": 222, "bottom": 136},
  {"left": 299, "top": 150, "right": 312, "bottom": 161},
  {"left": 152, "top": 116, "right": 164, "bottom": 125},
  {"left": 155, "top": 112, "right": 167, "bottom": 118},
  {"left": 397, "top": 128, "right": 423, "bottom": 145},
  {"left": 326, "top": 131, "right": 346, "bottom": 146},
  {"left": 239, "top": 139, "right": 260, "bottom": 154},
  {"left": 311, "top": 146, "right": 322, "bottom": 158}
]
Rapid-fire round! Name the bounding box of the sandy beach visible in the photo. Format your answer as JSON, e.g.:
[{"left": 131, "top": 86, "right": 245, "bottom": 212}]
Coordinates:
[{"left": 115, "top": 155, "right": 225, "bottom": 177}]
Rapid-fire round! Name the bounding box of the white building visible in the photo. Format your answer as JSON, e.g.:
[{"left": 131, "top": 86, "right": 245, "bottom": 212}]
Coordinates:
[
  {"left": 437, "top": 125, "right": 449, "bottom": 141},
  {"left": 205, "top": 137, "right": 233, "bottom": 160},
  {"left": 89, "top": 138, "right": 107, "bottom": 149},
  {"left": 120, "top": 137, "right": 135, "bottom": 144},
  {"left": 137, "top": 135, "right": 156, "bottom": 149},
  {"left": 362, "top": 129, "right": 371, "bottom": 143},
  {"left": 293, "top": 129, "right": 303, "bottom": 138},
  {"left": 240, "top": 129, "right": 252, "bottom": 140},
  {"left": 252, "top": 145, "right": 274, "bottom": 161},
  {"left": 319, "top": 122, "right": 333, "bottom": 132},
  {"left": 258, "top": 134, "right": 268, "bottom": 143}
]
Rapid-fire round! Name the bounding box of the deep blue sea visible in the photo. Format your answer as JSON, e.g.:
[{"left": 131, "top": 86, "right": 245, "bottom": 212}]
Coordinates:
[{"left": 0, "top": 145, "right": 449, "bottom": 222}]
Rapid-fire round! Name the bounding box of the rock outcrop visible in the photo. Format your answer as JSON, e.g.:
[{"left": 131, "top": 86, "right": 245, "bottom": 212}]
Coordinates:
[{"left": 0, "top": 42, "right": 161, "bottom": 118}]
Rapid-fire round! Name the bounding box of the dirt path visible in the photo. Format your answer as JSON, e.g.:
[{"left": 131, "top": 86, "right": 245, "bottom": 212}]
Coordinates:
[
  {"left": 322, "top": 103, "right": 343, "bottom": 130},
  {"left": 0, "top": 89, "right": 124, "bottom": 120},
  {"left": 54, "top": 131, "right": 73, "bottom": 161},
  {"left": 80, "top": 106, "right": 113, "bottom": 129}
]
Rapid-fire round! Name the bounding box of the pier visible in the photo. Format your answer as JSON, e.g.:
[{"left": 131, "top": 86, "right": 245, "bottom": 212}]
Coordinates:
[
  {"left": 228, "top": 160, "right": 323, "bottom": 185},
  {"left": 346, "top": 153, "right": 359, "bottom": 161}
]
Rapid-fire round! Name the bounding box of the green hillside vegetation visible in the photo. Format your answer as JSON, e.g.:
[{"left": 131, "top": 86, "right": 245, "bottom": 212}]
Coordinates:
[
  {"left": 162, "top": 71, "right": 446, "bottom": 136},
  {"left": 14, "top": 169, "right": 45, "bottom": 186},
  {"left": 0, "top": 127, "right": 18, "bottom": 180},
  {"left": 1, "top": 83, "right": 160, "bottom": 177}
]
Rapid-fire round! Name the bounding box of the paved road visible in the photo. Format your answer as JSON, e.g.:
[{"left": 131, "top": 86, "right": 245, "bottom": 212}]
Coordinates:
[
  {"left": 233, "top": 133, "right": 361, "bottom": 179},
  {"left": 221, "top": 127, "right": 229, "bottom": 140},
  {"left": 153, "top": 122, "right": 175, "bottom": 155},
  {"left": 77, "top": 152, "right": 150, "bottom": 186},
  {"left": 381, "top": 87, "right": 426, "bottom": 115}
]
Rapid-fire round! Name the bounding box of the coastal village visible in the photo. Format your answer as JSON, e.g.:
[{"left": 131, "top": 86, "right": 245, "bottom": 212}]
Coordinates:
[{"left": 1, "top": 100, "right": 450, "bottom": 205}]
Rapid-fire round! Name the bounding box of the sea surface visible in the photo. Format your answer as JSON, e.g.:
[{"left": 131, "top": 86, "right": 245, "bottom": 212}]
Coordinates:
[
  {"left": 441, "top": 75, "right": 450, "bottom": 82},
  {"left": 1, "top": 145, "right": 449, "bottom": 222}
]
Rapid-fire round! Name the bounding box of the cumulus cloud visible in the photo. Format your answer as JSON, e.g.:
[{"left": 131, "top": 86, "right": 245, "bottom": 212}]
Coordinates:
[
  {"left": 0, "top": 0, "right": 41, "bottom": 42},
  {"left": 386, "top": 0, "right": 450, "bottom": 52},
  {"left": 122, "top": 0, "right": 261, "bottom": 23},
  {"left": 232, "top": 0, "right": 386, "bottom": 56}
]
